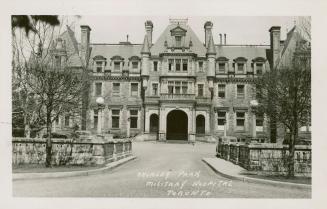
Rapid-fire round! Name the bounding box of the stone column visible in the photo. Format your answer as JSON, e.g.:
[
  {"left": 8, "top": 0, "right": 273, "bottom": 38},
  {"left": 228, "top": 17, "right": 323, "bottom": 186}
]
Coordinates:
[
  {"left": 97, "top": 108, "right": 102, "bottom": 134},
  {"left": 252, "top": 113, "right": 256, "bottom": 138}
]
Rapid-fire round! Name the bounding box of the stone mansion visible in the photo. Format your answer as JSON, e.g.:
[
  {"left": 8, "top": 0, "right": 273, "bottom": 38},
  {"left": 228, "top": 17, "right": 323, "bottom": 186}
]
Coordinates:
[{"left": 52, "top": 18, "right": 310, "bottom": 142}]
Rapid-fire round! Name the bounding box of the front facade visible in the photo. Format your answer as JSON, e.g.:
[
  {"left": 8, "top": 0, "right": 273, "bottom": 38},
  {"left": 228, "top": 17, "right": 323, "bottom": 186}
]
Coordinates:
[{"left": 53, "top": 18, "right": 310, "bottom": 142}]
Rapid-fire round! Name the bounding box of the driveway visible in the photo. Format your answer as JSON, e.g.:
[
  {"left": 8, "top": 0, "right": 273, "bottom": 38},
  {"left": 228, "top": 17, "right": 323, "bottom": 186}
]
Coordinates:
[{"left": 13, "top": 141, "right": 311, "bottom": 198}]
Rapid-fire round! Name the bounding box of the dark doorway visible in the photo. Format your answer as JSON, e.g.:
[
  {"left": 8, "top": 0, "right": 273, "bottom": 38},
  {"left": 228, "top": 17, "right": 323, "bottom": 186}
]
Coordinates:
[
  {"left": 166, "top": 110, "right": 188, "bottom": 140},
  {"left": 150, "top": 114, "right": 159, "bottom": 133},
  {"left": 196, "top": 115, "right": 205, "bottom": 135}
]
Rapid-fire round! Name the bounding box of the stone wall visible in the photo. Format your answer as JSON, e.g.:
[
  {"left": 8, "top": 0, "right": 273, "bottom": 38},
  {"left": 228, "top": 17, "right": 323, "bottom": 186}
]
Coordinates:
[
  {"left": 12, "top": 137, "right": 133, "bottom": 166},
  {"left": 217, "top": 142, "right": 311, "bottom": 177}
]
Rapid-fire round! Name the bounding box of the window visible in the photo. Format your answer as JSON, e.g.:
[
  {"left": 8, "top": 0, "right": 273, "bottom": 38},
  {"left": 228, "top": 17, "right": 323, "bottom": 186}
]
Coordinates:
[
  {"left": 132, "top": 62, "right": 138, "bottom": 69},
  {"left": 93, "top": 109, "right": 98, "bottom": 129},
  {"left": 130, "top": 110, "right": 138, "bottom": 128},
  {"left": 152, "top": 83, "right": 158, "bottom": 96},
  {"left": 218, "top": 63, "right": 225, "bottom": 72},
  {"left": 64, "top": 115, "right": 70, "bottom": 127},
  {"left": 96, "top": 61, "right": 103, "bottom": 73},
  {"left": 218, "top": 84, "right": 226, "bottom": 98},
  {"left": 55, "top": 56, "right": 61, "bottom": 68},
  {"left": 182, "top": 59, "right": 188, "bottom": 71},
  {"left": 95, "top": 83, "right": 102, "bottom": 96},
  {"left": 153, "top": 61, "right": 158, "bottom": 71},
  {"left": 198, "top": 84, "right": 204, "bottom": 96},
  {"left": 217, "top": 111, "right": 226, "bottom": 131},
  {"left": 256, "top": 63, "right": 263, "bottom": 75},
  {"left": 175, "top": 36, "right": 181, "bottom": 47},
  {"left": 113, "top": 83, "right": 120, "bottom": 95},
  {"left": 168, "top": 81, "right": 174, "bottom": 94},
  {"left": 175, "top": 81, "right": 181, "bottom": 94},
  {"left": 237, "top": 63, "right": 245, "bottom": 73},
  {"left": 114, "top": 62, "right": 120, "bottom": 71},
  {"left": 112, "top": 110, "right": 120, "bottom": 128},
  {"left": 199, "top": 61, "right": 203, "bottom": 72},
  {"left": 182, "top": 82, "right": 188, "bottom": 94},
  {"left": 175, "top": 59, "right": 181, "bottom": 71},
  {"left": 131, "top": 83, "right": 138, "bottom": 96},
  {"left": 237, "top": 85, "right": 245, "bottom": 99},
  {"left": 236, "top": 112, "right": 245, "bottom": 131},
  {"left": 168, "top": 59, "right": 174, "bottom": 71},
  {"left": 256, "top": 113, "right": 264, "bottom": 132}
]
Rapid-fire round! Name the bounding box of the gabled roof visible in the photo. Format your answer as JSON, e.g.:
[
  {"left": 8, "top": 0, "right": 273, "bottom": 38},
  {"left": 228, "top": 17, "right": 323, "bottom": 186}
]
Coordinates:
[
  {"left": 151, "top": 22, "right": 207, "bottom": 57},
  {"left": 60, "top": 26, "right": 83, "bottom": 67},
  {"left": 141, "top": 35, "right": 151, "bottom": 54},
  {"left": 276, "top": 25, "right": 310, "bottom": 68}
]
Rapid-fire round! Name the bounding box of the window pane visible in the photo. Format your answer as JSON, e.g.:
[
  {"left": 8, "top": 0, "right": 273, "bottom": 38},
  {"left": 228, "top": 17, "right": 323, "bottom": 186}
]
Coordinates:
[
  {"left": 237, "top": 63, "right": 244, "bottom": 72},
  {"left": 198, "top": 84, "right": 204, "bottom": 96},
  {"left": 175, "top": 36, "right": 181, "bottom": 47},
  {"left": 131, "top": 83, "right": 138, "bottom": 96},
  {"left": 112, "top": 117, "right": 119, "bottom": 128},
  {"left": 168, "top": 59, "right": 173, "bottom": 71},
  {"left": 175, "top": 59, "right": 181, "bottom": 71},
  {"left": 153, "top": 61, "right": 158, "bottom": 71},
  {"left": 130, "top": 110, "right": 138, "bottom": 115},
  {"left": 152, "top": 83, "right": 158, "bottom": 95},
  {"left": 236, "top": 112, "right": 245, "bottom": 118},
  {"left": 218, "top": 111, "right": 226, "bottom": 118},
  {"left": 114, "top": 62, "right": 120, "bottom": 70},
  {"left": 182, "top": 59, "right": 188, "bottom": 71},
  {"left": 256, "top": 63, "right": 263, "bottom": 75},
  {"left": 219, "top": 63, "right": 225, "bottom": 71},
  {"left": 95, "top": 83, "right": 102, "bottom": 96},
  {"left": 237, "top": 85, "right": 245, "bottom": 98},
  {"left": 199, "top": 62, "right": 203, "bottom": 71},
  {"left": 132, "top": 62, "right": 138, "bottom": 69},
  {"left": 113, "top": 83, "right": 120, "bottom": 92},
  {"left": 218, "top": 84, "right": 225, "bottom": 98},
  {"left": 112, "top": 110, "right": 120, "bottom": 115},
  {"left": 130, "top": 117, "right": 138, "bottom": 128}
]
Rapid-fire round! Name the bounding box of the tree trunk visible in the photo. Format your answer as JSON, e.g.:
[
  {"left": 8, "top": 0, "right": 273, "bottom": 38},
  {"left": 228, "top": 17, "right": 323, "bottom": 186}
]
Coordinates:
[
  {"left": 45, "top": 111, "right": 52, "bottom": 167},
  {"left": 24, "top": 123, "right": 31, "bottom": 138},
  {"left": 288, "top": 128, "right": 296, "bottom": 178}
]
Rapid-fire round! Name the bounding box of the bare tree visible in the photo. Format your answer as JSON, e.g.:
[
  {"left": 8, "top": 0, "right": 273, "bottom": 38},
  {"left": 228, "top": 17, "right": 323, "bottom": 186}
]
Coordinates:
[
  {"left": 255, "top": 45, "right": 311, "bottom": 177},
  {"left": 12, "top": 15, "right": 86, "bottom": 167}
]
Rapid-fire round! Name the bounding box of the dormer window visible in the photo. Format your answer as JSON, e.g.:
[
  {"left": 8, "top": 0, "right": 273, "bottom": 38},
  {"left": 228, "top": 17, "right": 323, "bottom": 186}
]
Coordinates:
[
  {"left": 175, "top": 36, "right": 182, "bottom": 47},
  {"left": 132, "top": 61, "right": 138, "bottom": 69},
  {"left": 237, "top": 63, "right": 244, "bottom": 73},
  {"left": 234, "top": 57, "right": 247, "bottom": 74},
  {"left": 93, "top": 55, "right": 107, "bottom": 73},
  {"left": 252, "top": 57, "right": 266, "bottom": 75},
  {"left": 95, "top": 61, "right": 103, "bottom": 73},
  {"left": 114, "top": 62, "right": 120, "bottom": 71},
  {"left": 256, "top": 63, "right": 263, "bottom": 75}
]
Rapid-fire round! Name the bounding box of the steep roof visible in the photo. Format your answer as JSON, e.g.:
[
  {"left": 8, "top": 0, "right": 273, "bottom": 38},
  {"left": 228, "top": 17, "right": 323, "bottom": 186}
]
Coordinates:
[
  {"left": 141, "top": 35, "right": 151, "bottom": 54},
  {"left": 151, "top": 22, "right": 207, "bottom": 57},
  {"left": 276, "top": 25, "right": 310, "bottom": 68},
  {"left": 215, "top": 45, "right": 269, "bottom": 61},
  {"left": 89, "top": 44, "right": 143, "bottom": 70},
  {"left": 60, "top": 26, "right": 83, "bottom": 67}
]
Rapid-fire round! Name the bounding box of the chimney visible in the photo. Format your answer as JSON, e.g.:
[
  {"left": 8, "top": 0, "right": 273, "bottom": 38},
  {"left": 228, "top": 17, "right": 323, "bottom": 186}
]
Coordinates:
[
  {"left": 224, "top": 34, "right": 226, "bottom": 45},
  {"left": 219, "top": 34, "right": 222, "bottom": 45},
  {"left": 80, "top": 25, "right": 91, "bottom": 65},
  {"left": 269, "top": 26, "right": 281, "bottom": 68},
  {"left": 204, "top": 21, "right": 213, "bottom": 48},
  {"left": 145, "top": 20, "right": 153, "bottom": 46}
]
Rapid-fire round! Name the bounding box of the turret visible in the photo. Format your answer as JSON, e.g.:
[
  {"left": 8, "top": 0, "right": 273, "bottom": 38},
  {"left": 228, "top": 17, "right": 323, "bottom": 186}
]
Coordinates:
[
  {"left": 141, "top": 35, "right": 151, "bottom": 88},
  {"left": 206, "top": 35, "right": 216, "bottom": 92},
  {"left": 145, "top": 20, "right": 153, "bottom": 46},
  {"left": 204, "top": 21, "right": 213, "bottom": 48}
]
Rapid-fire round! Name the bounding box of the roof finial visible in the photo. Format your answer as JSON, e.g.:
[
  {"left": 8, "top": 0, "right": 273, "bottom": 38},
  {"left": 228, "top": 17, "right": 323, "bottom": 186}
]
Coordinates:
[{"left": 127, "top": 34, "right": 129, "bottom": 42}]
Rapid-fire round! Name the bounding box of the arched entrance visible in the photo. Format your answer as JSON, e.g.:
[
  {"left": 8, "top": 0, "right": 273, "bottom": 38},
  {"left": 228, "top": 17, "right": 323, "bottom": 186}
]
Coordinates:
[
  {"left": 166, "top": 110, "right": 188, "bottom": 140},
  {"left": 196, "top": 115, "right": 205, "bottom": 135},
  {"left": 149, "top": 114, "right": 159, "bottom": 133}
]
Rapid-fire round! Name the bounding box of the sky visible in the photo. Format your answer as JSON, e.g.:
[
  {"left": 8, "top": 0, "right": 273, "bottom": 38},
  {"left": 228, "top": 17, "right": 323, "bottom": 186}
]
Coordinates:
[{"left": 68, "top": 16, "right": 299, "bottom": 45}]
